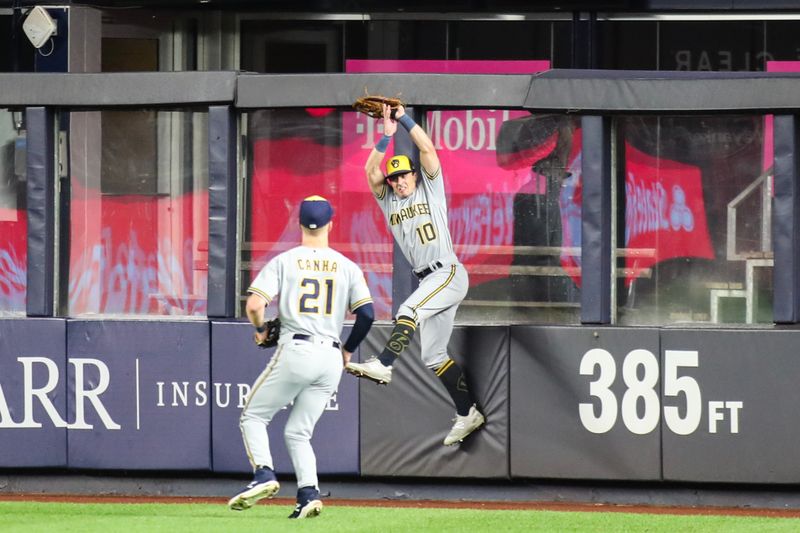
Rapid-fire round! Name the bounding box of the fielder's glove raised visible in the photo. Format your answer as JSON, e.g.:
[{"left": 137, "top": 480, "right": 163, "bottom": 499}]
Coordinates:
[
  {"left": 352, "top": 94, "right": 404, "bottom": 119},
  {"left": 254, "top": 317, "right": 280, "bottom": 349}
]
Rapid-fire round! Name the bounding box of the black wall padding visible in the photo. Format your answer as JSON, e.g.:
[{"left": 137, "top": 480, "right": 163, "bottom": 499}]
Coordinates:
[
  {"left": 580, "top": 116, "right": 612, "bottom": 324},
  {"left": 772, "top": 115, "right": 800, "bottom": 323},
  {"left": 207, "top": 106, "right": 238, "bottom": 318},
  {"left": 0, "top": 72, "right": 237, "bottom": 106},
  {"left": 359, "top": 325, "right": 509, "bottom": 478},
  {"left": 25, "top": 107, "right": 55, "bottom": 317},
  {"left": 8, "top": 70, "right": 800, "bottom": 113},
  {"left": 661, "top": 329, "right": 800, "bottom": 484},
  {"left": 526, "top": 69, "right": 800, "bottom": 113},
  {"left": 236, "top": 73, "right": 533, "bottom": 109},
  {"left": 509, "top": 326, "right": 661, "bottom": 480}
]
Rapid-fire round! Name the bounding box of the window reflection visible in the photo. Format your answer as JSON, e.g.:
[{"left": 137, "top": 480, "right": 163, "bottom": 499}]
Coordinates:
[
  {"left": 437, "top": 111, "right": 581, "bottom": 324},
  {"left": 242, "top": 108, "right": 394, "bottom": 320},
  {"left": 242, "top": 108, "right": 590, "bottom": 324},
  {"left": 617, "top": 116, "right": 771, "bottom": 325},
  {"left": 0, "top": 109, "right": 26, "bottom": 315},
  {"left": 68, "top": 110, "right": 208, "bottom": 316}
]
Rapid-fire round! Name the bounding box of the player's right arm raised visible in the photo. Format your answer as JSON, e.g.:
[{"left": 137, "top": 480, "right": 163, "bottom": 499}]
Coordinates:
[{"left": 364, "top": 103, "right": 396, "bottom": 196}]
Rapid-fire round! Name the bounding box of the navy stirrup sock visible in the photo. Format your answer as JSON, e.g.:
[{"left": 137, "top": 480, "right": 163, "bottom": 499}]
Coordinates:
[
  {"left": 378, "top": 315, "right": 416, "bottom": 366},
  {"left": 435, "top": 358, "right": 472, "bottom": 416}
]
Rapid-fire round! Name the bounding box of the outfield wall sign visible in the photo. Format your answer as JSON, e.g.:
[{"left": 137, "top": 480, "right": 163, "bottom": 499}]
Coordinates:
[
  {"left": 3, "top": 319, "right": 800, "bottom": 484},
  {"left": 510, "top": 326, "right": 800, "bottom": 484},
  {"left": 579, "top": 348, "right": 743, "bottom": 436}
]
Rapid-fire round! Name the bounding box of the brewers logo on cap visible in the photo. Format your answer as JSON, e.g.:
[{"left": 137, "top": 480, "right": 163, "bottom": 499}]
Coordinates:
[{"left": 385, "top": 155, "right": 414, "bottom": 179}]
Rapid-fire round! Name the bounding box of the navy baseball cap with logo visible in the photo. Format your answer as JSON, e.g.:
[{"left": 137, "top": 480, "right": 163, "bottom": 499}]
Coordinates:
[{"left": 299, "top": 195, "right": 333, "bottom": 229}]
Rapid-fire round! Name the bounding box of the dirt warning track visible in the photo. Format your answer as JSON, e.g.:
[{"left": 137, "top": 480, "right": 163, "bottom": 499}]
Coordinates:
[{"left": 2, "top": 493, "right": 800, "bottom": 519}]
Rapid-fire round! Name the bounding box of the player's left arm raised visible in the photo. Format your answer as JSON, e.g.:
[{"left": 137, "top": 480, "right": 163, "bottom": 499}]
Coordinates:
[{"left": 396, "top": 105, "right": 440, "bottom": 178}]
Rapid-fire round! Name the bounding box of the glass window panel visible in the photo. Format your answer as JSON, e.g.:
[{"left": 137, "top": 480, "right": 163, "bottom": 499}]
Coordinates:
[
  {"left": 240, "top": 21, "right": 346, "bottom": 72},
  {"left": 766, "top": 21, "right": 800, "bottom": 63},
  {"left": 426, "top": 110, "right": 580, "bottom": 324},
  {"left": 0, "top": 109, "right": 27, "bottom": 315},
  {"left": 396, "top": 21, "right": 448, "bottom": 60},
  {"left": 241, "top": 108, "right": 394, "bottom": 320},
  {"left": 67, "top": 109, "right": 208, "bottom": 316},
  {"left": 448, "top": 21, "right": 553, "bottom": 61},
  {"left": 659, "top": 21, "right": 765, "bottom": 71},
  {"left": 551, "top": 21, "right": 574, "bottom": 69},
  {"left": 242, "top": 108, "right": 581, "bottom": 324},
  {"left": 597, "top": 21, "right": 658, "bottom": 70},
  {"left": 616, "top": 115, "right": 771, "bottom": 325}
]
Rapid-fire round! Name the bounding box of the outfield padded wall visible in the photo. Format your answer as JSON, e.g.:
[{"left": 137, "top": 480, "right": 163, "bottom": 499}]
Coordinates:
[
  {"left": 661, "top": 329, "right": 800, "bottom": 483},
  {"left": 3, "top": 318, "right": 800, "bottom": 485},
  {"left": 65, "top": 320, "right": 211, "bottom": 470},
  {"left": 0, "top": 319, "right": 66, "bottom": 467},
  {"left": 510, "top": 326, "right": 661, "bottom": 480},
  {"left": 358, "top": 325, "right": 509, "bottom": 478},
  {"left": 210, "top": 322, "right": 360, "bottom": 475}
]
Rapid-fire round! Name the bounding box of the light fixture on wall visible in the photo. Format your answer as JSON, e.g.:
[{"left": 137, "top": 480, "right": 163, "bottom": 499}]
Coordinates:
[{"left": 22, "top": 6, "right": 57, "bottom": 50}]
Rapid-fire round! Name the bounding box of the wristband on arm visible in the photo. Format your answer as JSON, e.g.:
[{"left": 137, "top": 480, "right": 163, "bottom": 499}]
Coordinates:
[
  {"left": 375, "top": 134, "right": 392, "bottom": 153},
  {"left": 398, "top": 114, "right": 416, "bottom": 131}
]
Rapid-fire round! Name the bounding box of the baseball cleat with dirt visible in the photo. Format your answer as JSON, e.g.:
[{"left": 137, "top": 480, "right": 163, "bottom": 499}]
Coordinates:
[
  {"left": 443, "top": 405, "right": 485, "bottom": 446},
  {"left": 345, "top": 356, "right": 392, "bottom": 384}
]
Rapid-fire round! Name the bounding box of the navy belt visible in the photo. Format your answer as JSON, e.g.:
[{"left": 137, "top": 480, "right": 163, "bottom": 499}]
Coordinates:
[
  {"left": 292, "top": 333, "right": 341, "bottom": 349},
  {"left": 415, "top": 261, "right": 443, "bottom": 280}
]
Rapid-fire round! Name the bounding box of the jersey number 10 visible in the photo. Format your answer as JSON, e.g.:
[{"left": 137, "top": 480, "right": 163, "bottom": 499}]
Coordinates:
[{"left": 416, "top": 222, "right": 437, "bottom": 245}]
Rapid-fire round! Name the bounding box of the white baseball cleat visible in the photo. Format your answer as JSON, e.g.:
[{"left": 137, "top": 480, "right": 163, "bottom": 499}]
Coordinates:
[
  {"left": 345, "top": 356, "right": 392, "bottom": 384},
  {"left": 289, "top": 498, "right": 323, "bottom": 519},
  {"left": 228, "top": 468, "right": 280, "bottom": 511},
  {"left": 443, "top": 405, "right": 485, "bottom": 446},
  {"left": 288, "top": 486, "right": 323, "bottom": 519}
]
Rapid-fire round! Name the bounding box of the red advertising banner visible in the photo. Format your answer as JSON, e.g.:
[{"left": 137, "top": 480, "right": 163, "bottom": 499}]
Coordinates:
[
  {"left": 556, "top": 133, "right": 714, "bottom": 286},
  {"left": 624, "top": 143, "right": 714, "bottom": 281},
  {"left": 68, "top": 179, "right": 208, "bottom": 316},
  {"left": 0, "top": 125, "right": 26, "bottom": 312},
  {"left": 0, "top": 208, "right": 26, "bottom": 312}
]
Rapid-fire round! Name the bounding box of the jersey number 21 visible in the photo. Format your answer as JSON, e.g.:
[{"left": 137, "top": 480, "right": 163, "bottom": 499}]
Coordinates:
[{"left": 299, "top": 278, "right": 334, "bottom": 315}]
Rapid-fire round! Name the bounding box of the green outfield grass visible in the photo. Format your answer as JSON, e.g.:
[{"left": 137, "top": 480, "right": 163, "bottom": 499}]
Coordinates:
[{"left": 1, "top": 501, "right": 798, "bottom": 532}]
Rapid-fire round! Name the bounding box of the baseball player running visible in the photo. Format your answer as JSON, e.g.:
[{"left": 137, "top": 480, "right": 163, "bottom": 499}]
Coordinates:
[
  {"left": 346, "top": 103, "right": 485, "bottom": 446},
  {"left": 229, "top": 195, "right": 374, "bottom": 518}
]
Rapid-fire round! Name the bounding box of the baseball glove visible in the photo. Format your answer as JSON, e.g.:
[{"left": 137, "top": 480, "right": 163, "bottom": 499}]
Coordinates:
[
  {"left": 352, "top": 94, "right": 404, "bottom": 119},
  {"left": 254, "top": 317, "right": 280, "bottom": 349}
]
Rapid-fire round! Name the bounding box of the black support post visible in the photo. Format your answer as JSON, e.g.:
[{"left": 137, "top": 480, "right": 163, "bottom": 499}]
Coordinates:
[
  {"left": 25, "top": 106, "right": 56, "bottom": 317},
  {"left": 580, "top": 115, "right": 612, "bottom": 324},
  {"left": 207, "top": 105, "right": 238, "bottom": 318},
  {"left": 772, "top": 114, "right": 800, "bottom": 323}
]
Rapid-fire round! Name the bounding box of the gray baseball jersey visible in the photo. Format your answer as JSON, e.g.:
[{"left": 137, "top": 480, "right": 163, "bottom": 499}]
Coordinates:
[
  {"left": 248, "top": 245, "right": 373, "bottom": 343},
  {"left": 375, "top": 166, "right": 469, "bottom": 369},
  {"left": 240, "top": 245, "right": 372, "bottom": 487},
  {"left": 375, "top": 166, "right": 458, "bottom": 272}
]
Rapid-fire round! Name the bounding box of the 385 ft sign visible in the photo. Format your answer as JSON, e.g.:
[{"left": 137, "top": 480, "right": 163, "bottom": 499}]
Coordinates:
[{"left": 579, "top": 349, "right": 743, "bottom": 435}]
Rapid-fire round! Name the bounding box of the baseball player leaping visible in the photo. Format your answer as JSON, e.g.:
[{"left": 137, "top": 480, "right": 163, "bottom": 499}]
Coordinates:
[
  {"left": 346, "top": 103, "right": 485, "bottom": 446},
  {"left": 229, "top": 196, "right": 374, "bottom": 518}
]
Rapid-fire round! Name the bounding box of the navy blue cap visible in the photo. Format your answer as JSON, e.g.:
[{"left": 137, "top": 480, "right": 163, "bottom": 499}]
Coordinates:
[{"left": 299, "top": 195, "right": 333, "bottom": 229}]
